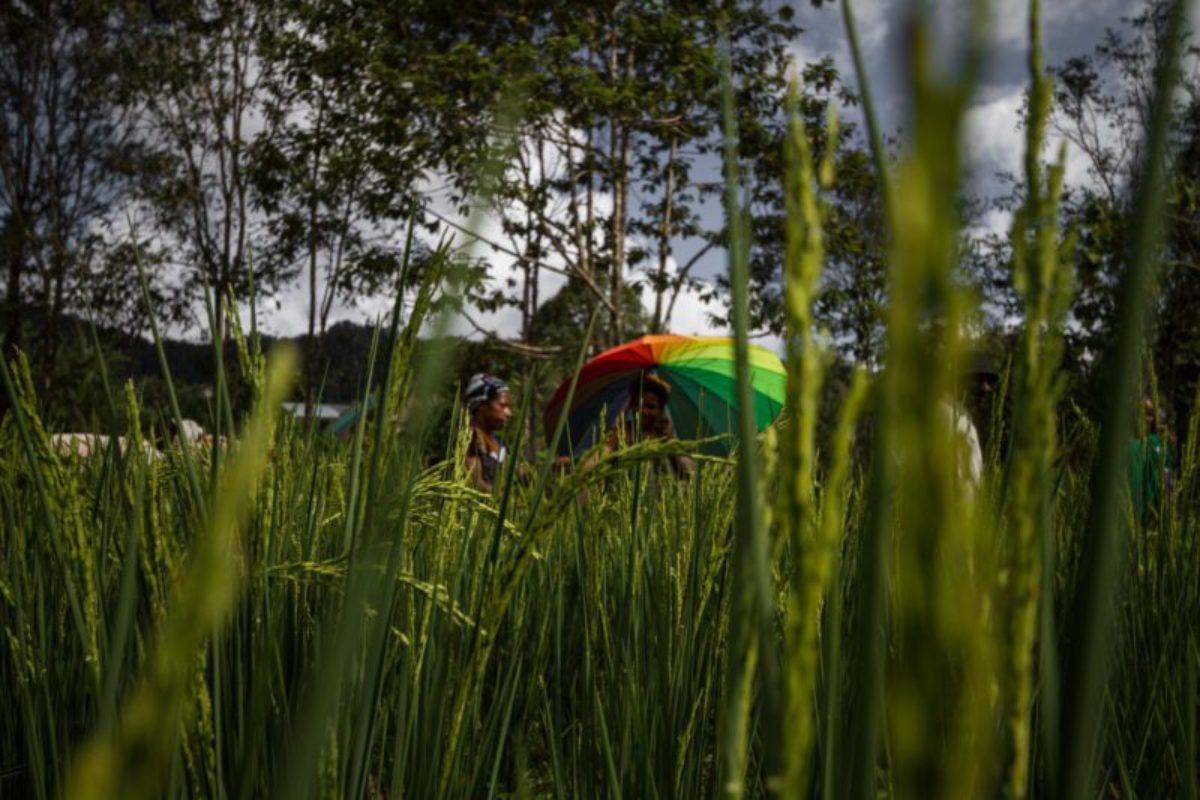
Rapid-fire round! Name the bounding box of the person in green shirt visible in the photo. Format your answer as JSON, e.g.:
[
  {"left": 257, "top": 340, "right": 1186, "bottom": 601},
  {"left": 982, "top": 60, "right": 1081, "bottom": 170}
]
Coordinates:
[{"left": 1128, "top": 396, "right": 1170, "bottom": 526}]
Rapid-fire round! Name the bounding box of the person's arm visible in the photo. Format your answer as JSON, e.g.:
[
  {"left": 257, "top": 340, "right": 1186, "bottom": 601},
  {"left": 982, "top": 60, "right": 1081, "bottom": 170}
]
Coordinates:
[
  {"left": 465, "top": 453, "right": 492, "bottom": 492},
  {"left": 672, "top": 453, "right": 696, "bottom": 478},
  {"left": 579, "top": 427, "right": 619, "bottom": 474},
  {"left": 464, "top": 430, "right": 493, "bottom": 492}
]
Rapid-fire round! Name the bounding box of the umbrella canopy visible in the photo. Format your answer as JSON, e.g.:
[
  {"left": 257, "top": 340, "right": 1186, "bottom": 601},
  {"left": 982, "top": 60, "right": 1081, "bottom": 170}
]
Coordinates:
[{"left": 543, "top": 334, "right": 786, "bottom": 457}]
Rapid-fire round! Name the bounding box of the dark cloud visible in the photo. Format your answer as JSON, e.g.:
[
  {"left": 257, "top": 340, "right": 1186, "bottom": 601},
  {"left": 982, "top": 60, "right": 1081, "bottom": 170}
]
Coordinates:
[{"left": 793, "top": 0, "right": 1135, "bottom": 131}]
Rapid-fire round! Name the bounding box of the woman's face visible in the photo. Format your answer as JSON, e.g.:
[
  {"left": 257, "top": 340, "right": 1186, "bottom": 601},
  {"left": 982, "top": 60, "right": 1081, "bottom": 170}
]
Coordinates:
[
  {"left": 475, "top": 391, "right": 513, "bottom": 432},
  {"left": 638, "top": 391, "right": 663, "bottom": 434}
]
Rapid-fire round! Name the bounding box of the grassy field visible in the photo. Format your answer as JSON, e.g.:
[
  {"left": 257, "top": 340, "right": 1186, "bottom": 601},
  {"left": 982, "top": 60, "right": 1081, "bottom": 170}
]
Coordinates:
[{"left": 2, "top": 1, "right": 1199, "bottom": 798}]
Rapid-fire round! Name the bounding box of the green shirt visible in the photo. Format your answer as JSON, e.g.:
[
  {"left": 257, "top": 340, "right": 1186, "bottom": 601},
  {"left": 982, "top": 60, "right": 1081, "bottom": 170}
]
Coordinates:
[{"left": 1127, "top": 432, "right": 1168, "bottom": 524}]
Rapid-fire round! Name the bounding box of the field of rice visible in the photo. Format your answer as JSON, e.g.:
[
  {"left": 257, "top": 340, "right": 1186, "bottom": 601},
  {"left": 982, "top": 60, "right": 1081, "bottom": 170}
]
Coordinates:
[{"left": 2, "top": 1, "right": 1198, "bottom": 798}]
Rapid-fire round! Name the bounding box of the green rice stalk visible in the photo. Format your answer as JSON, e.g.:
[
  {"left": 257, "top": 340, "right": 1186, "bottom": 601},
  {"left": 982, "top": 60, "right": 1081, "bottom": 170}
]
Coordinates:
[
  {"left": 834, "top": 3, "right": 896, "bottom": 794},
  {"left": 66, "top": 347, "right": 295, "bottom": 800},
  {"left": 1057, "top": 2, "right": 1189, "bottom": 796},
  {"left": 133, "top": 246, "right": 207, "bottom": 526},
  {"left": 882, "top": 2, "right": 997, "bottom": 796},
  {"left": 0, "top": 352, "right": 101, "bottom": 691},
  {"left": 778, "top": 92, "right": 833, "bottom": 798},
  {"left": 1001, "top": 1, "right": 1076, "bottom": 794},
  {"left": 97, "top": 384, "right": 150, "bottom": 731},
  {"left": 716, "top": 31, "right": 779, "bottom": 797},
  {"left": 839, "top": 0, "right": 892, "bottom": 217},
  {"left": 226, "top": 286, "right": 265, "bottom": 402},
  {"left": 818, "top": 369, "right": 869, "bottom": 800}
]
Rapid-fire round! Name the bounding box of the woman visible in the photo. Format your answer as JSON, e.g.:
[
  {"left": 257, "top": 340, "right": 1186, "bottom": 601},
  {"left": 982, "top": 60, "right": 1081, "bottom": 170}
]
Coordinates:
[
  {"left": 592, "top": 373, "right": 694, "bottom": 478},
  {"left": 463, "top": 373, "right": 514, "bottom": 492}
]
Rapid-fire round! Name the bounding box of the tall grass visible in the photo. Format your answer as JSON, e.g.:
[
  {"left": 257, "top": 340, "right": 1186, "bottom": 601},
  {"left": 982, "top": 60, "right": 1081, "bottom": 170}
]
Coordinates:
[{"left": 2, "top": 0, "right": 1199, "bottom": 797}]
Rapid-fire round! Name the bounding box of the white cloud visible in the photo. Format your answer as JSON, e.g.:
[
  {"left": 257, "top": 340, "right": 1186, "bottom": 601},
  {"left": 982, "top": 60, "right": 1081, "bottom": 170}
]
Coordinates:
[
  {"left": 632, "top": 252, "right": 784, "bottom": 355},
  {"left": 963, "top": 82, "right": 1113, "bottom": 200},
  {"left": 636, "top": 253, "right": 718, "bottom": 337},
  {"left": 965, "top": 90, "right": 1026, "bottom": 182},
  {"left": 965, "top": 205, "right": 1015, "bottom": 241}
]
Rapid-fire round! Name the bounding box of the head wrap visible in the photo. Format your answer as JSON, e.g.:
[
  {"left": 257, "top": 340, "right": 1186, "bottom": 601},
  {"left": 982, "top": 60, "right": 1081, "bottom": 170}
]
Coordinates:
[{"left": 463, "top": 373, "right": 510, "bottom": 413}]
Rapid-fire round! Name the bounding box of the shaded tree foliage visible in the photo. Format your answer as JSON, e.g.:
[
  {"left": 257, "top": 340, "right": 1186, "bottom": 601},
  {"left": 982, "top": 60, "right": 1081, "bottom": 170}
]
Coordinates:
[
  {"left": 0, "top": 0, "right": 140, "bottom": 394},
  {"left": 1046, "top": 0, "right": 1200, "bottom": 426}
]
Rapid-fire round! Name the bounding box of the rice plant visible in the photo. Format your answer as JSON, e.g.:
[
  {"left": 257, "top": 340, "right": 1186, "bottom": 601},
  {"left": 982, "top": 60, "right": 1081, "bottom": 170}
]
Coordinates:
[{"left": 1, "top": 0, "right": 1198, "bottom": 797}]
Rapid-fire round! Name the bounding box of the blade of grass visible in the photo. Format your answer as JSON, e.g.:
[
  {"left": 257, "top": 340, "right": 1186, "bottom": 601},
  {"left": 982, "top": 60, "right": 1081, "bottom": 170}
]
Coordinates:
[
  {"left": 717, "top": 32, "right": 780, "bottom": 795},
  {"left": 133, "top": 240, "right": 207, "bottom": 527},
  {"left": 66, "top": 346, "right": 296, "bottom": 800},
  {"left": 1057, "top": 2, "right": 1188, "bottom": 796},
  {"left": 840, "top": 0, "right": 892, "bottom": 215}
]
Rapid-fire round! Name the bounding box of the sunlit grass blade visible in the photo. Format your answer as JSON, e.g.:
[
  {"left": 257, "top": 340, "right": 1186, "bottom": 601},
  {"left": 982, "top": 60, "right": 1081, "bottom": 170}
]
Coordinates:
[{"left": 716, "top": 31, "right": 779, "bottom": 796}]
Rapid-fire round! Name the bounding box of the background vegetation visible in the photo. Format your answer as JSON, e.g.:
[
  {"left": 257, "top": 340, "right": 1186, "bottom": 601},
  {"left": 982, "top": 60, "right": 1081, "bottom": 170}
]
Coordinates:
[{"left": 5, "top": 0, "right": 1199, "bottom": 437}]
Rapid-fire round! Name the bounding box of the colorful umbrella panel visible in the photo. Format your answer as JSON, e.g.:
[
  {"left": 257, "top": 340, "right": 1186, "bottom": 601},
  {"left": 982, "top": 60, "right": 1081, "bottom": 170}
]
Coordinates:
[{"left": 544, "top": 334, "right": 786, "bottom": 458}]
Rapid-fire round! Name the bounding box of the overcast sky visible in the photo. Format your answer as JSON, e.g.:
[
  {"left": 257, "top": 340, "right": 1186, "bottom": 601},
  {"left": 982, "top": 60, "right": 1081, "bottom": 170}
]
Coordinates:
[
  {"left": 801, "top": 0, "right": 1134, "bottom": 191},
  {"left": 254, "top": 0, "right": 1154, "bottom": 346}
]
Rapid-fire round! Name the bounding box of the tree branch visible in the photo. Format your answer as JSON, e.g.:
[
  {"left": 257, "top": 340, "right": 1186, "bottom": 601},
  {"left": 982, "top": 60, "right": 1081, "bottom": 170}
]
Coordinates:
[{"left": 460, "top": 310, "right": 564, "bottom": 358}]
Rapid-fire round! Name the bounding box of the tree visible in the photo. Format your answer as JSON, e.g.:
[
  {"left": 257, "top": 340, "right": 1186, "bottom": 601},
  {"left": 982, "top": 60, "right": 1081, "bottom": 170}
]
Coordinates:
[
  {"left": 122, "top": 0, "right": 292, "bottom": 337},
  {"left": 1045, "top": 0, "right": 1200, "bottom": 426},
  {"left": 350, "top": 1, "right": 803, "bottom": 351},
  {"left": 0, "top": 0, "right": 138, "bottom": 395},
  {"left": 250, "top": 0, "right": 436, "bottom": 407},
  {"left": 718, "top": 56, "right": 890, "bottom": 366}
]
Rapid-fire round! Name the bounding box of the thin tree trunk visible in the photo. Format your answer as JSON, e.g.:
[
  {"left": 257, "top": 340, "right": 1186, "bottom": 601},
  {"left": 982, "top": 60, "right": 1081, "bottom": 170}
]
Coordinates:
[
  {"left": 606, "top": 44, "right": 633, "bottom": 347},
  {"left": 653, "top": 136, "right": 678, "bottom": 333},
  {"left": 305, "top": 97, "right": 327, "bottom": 414},
  {"left": 586, "top": 123, "right": 596, "bottom": 329}
]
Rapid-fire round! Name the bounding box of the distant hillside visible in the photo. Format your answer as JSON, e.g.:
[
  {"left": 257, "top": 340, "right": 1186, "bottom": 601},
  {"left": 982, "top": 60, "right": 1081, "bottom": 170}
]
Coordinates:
[
  {"left": 15, "top": 308, "right": 380, "bottom": 403},
  {"left": 9, "top": 307, "right": 562, "bottom": 432},
  {"left": 112, "top": 319, "right": 381, "bottom": 404}
]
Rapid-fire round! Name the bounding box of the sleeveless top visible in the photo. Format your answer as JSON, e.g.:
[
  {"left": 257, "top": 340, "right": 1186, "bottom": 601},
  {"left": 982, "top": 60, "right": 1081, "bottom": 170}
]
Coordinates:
[{"left": 470, "top": 433, "right": 507, "bottom": 486}]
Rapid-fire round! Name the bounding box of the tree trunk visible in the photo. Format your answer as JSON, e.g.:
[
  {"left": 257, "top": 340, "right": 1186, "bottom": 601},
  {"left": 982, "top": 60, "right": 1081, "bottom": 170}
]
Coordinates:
[
  {"left": 653, "top": 136, "right": 678, "bottom": 333},
  {"left": 305, "top": 99, "right": 327, "bottom": 415},
  {"left": 606, "top": 45, "right": 633, "bottom": 347}
]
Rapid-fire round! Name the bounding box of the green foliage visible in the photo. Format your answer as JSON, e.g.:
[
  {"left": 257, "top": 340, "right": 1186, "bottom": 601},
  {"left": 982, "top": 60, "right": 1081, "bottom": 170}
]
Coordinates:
[
  {"left": 732, "top": 57, "right": 890, "bottom": 366},
  {"left": 967, "top": 0, "right": 1200, "bottom": 432}
]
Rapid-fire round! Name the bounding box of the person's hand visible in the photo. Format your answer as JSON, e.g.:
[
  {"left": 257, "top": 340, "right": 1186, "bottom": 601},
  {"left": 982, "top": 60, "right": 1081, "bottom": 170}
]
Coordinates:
[{"left": 674, "top": 453, "right": 696, "bottom": 478}]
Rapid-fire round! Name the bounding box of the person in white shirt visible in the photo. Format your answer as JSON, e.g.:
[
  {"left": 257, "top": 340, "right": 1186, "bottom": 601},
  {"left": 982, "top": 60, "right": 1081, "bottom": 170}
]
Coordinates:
[{"left": 943, "top": 354, "right": 999, "bottom": 493}]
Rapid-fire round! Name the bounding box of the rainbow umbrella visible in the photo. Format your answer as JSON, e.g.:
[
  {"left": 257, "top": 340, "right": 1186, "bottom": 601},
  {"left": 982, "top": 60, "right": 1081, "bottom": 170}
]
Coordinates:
[{"left": 543, "top": 334, "right": 786, "bottom": 458}]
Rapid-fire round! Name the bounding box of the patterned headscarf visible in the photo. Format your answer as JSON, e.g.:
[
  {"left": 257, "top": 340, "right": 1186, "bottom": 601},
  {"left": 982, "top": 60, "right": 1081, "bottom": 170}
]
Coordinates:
[{"left": 463, "top": 373, "right": 510, "bottom": 413}]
